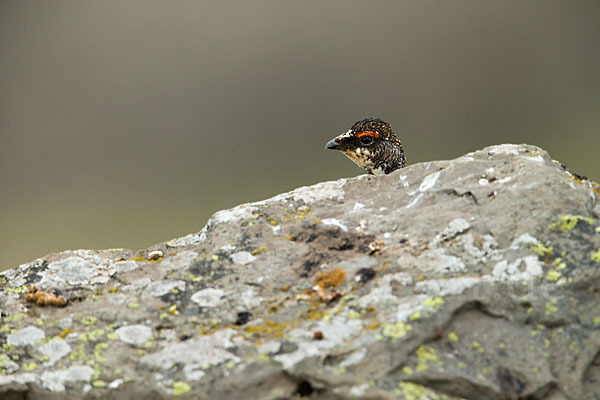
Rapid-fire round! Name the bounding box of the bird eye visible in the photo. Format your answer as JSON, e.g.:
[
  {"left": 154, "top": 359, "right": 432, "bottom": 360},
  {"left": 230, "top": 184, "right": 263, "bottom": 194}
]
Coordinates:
[{"left": 360, "top": 135, "right": 374, "bottom": 145}]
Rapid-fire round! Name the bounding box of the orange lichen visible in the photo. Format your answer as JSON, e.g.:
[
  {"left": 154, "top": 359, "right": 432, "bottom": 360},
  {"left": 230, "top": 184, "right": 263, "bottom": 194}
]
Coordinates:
[
  {"left": 313, "top": 269, "right": 346, "bottom": 289},
  {"left": 244, "top": 319, "right": 291, "bottom": 339},
  {"left": 251, "top": 246, "right": 266, "bottom": 256},
  {"left": 315, "top": 286, "right": 341, "bottom": 303},
  {"left": 26, "top": 286, "right": 67, "bottom": 307}
]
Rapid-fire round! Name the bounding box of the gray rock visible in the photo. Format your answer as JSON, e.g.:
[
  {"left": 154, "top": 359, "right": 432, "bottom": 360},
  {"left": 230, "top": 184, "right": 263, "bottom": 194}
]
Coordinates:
[{"left": 1, "top": 144, "right": 600, "bottom": 399}]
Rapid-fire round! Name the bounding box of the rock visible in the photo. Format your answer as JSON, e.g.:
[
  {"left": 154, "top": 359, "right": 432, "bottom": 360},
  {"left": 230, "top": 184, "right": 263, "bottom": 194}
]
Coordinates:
[{"left": 1, "top": 144, "right": 600, "bottom": 399}]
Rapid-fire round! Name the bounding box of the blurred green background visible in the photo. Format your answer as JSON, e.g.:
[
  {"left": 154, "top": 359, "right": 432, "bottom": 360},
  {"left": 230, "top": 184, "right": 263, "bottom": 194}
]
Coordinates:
[{"left": 1, "top": 1, "right": 599, "bottom": 271}]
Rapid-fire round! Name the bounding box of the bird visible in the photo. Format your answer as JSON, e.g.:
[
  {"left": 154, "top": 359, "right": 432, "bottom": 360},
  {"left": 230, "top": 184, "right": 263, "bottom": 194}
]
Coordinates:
[{"left": 324, "top": 118, "right": 406, "bottom": 175}]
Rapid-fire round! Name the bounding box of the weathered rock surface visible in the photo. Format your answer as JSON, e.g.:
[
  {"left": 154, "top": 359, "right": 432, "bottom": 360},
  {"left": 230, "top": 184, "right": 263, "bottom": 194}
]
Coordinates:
[{"left": 2, "top": 144, "right": 600, "bottom": 400}]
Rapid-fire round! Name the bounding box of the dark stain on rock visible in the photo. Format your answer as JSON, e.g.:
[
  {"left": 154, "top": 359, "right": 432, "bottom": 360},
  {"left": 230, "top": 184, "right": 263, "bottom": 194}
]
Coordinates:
[
  {"left": 496, "top": 366, "right": 527, "bottom": 396},
  {"left": 329, "top": 238, "right": 354, "bottom": 251},
  {"left": 355, "top": 267, "right": 376, "bottom": 284},
  {"left": 235, "top": 311, "right": 253, "bottom": 325},
  {"left": 294, "top": 380, "right": 314, "bottom": 397}
]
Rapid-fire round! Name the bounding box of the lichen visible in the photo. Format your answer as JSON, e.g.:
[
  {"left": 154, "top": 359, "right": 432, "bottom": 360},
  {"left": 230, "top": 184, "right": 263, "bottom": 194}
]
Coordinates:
[
  {"left": 415, "top": 345, "right": 443, "bottom": 371},
  {"left": 422, "top": 297, "right": 444, "bottom": 307},
  {"left": 81, "top": 316, "right": 97, "bottom": 327},
  {"left": 545, "top": 302, "right": 558, "bottom": 315},
  {"left": 548, "top": 215, "right": 595, "bottom": 232},
  {"left": 530, "top": 242, "right": 553, "bottom": 258},
  {"left": 546, "top": 270, "right": 561, "bottom": 281},
  {"left": 22, "top": 362, "right": 36, "bottom": 372},
  {"left": 172, "top": 381, "right": 191, "bottom": 396},
  {"left": 382, "top": 322, "right": 412, "bottom": 340},
  {"left": 591, "top": 249, "right": 600, "bottom": 262},
  {"left": 244, "top": 319, "right": 292, "bottom": 339},
  {"left": 313, "top": 269, "right": 346, "bottom": 289}
]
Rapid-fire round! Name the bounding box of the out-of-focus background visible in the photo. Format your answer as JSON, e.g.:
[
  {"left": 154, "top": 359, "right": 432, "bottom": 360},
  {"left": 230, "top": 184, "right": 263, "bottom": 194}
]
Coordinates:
[{"left": 1, "top": 1, "right": 599, "bottom": 271}]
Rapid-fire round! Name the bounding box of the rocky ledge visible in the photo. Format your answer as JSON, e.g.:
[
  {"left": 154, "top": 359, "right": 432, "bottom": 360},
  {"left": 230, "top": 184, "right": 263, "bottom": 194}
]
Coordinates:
[{"left": 1, "top": 144, "right": 600, "bottom": 400}]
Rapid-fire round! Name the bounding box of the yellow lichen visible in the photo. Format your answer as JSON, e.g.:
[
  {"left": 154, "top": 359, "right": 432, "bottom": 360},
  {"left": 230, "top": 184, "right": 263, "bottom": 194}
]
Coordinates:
[
  {"left": 530, "top": 242, "right": 553, "bottom": 258},
  {"left": 94, "top": 342, "right": 109, "bottom": 362},
  {"left": 382, "top": 322, "right": 413, "bottom": 340},
  {"left": 81, "top": 316, "right": 97, "bottom": 327},
  {"left": 408, "top": 311, "right": 421, "bottom": 321},
  {"left": 591, "top": 249, "right": 600, "bottom": 262},
  {"left": 422, "top": 297, "right": 444, "bottom": 308},
  {"left": 397, "top": 382, "right": 437, "bottom": 400},
  {"left": 448, "top": 332, "right": 459, "bottom": 343},
  {"left": 548, "top": 215, "right": 595, "bottom": 232},
  {"left": 416, "top": 345, "right": 443, "bottom": 372},
  {"left": 545, "top": 302, "right": 558, "bottom": 315},
  {"left": 22, "top": 362, "right": 37, "bottom": 372},
  {"left": 546, "top": 270, "right": 561, "bottom": 281}
]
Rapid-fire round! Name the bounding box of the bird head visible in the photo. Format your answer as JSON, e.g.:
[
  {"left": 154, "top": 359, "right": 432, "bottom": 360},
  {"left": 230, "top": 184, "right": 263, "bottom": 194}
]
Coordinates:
[{"left": 325, "top": 118, "right": 406, "bottom": 175}]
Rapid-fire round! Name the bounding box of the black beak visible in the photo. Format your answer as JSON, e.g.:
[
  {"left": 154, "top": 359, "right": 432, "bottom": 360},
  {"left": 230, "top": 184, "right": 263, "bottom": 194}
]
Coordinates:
[{"left": 325, "top": 138, "right": 344, "bottom": 150}]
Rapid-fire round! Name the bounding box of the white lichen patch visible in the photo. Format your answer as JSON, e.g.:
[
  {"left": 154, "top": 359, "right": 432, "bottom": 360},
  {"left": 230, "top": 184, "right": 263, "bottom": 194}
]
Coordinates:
[
  {"left": 140, "top": 329, "right": 240, "bottom": 370},
  {"left": 274, "top": 316, "right": 363, "bottom": 370},
  {"left": 38, "top": 339, "right": 71, "bottom": 366},
  {"left": 487, "top": 144, "right": 523, "bottom": 156},
  {"left": 430, "top": 250, "right": 466, "bottom": 273},
  {"left": 122, "top": 277, "right": 151, "bottom": 292},
  {"left": 7, "top": 325, "right": 45, "bottom": 346},
  {"left": 167, "top": 233, "right": 202, "bottom": 247},
  {"left": 40, "top": 365, "right": 94, "bottom": 392},
  {"left": 433, "top": 218, "right": 471, "bottom": 245},
  {"left": 0, "top": 357, "right": 19, "bottom": 374},
  {"left": 321, "top": 218, "right": 349, "bottom": 232},
  {"left": 183, "top": 363, "right": 206, "bottom": 381},
  {"left": 35, "top": 253, "right": 121, "bottom": 289},
  {"left": 415, "top": 277, "right": 482, "bottom": 296},
  {"left": 456, "top": 233, "right": 499, "bottom": 262},
  {"left": 239, "top": 288, "right": 262, "bottom": 308},
  {"left": 211, "top": 203, "right": 257, "bottom": 225},
  {"left": 114, "top": 260, "right": 139, "bottom": 273},
  {"left": 190, "top": 288, "right": 226, "bottom": 307},
  {"left": 391, "top": 295, "right": 430, "bottom": 322},
  {"left": 355, "top": 272, "right": 412, "bottom": 308},
  {"left": 115, "top": 325, "right": 152, "bottom": 346},
  {"left": 141, "top": 280, "right": 186, "bottom": 299},
  {"left": 231, "top": 251, "right": 256, "bottom": 265},
  {"left": 492, "top": 256, "right": 544, "bottom": 282},
  {"left": 0, "top": 373, "right": 36, "bottom": 387},
  {"left": 510, "top": 233, "right": 539, "bottom": 250}
]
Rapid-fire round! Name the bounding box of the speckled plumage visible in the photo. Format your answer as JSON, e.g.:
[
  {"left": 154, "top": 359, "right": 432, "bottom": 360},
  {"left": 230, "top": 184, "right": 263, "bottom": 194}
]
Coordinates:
[{"left": 325, "top": 118, "right": 406, "bottom": 175}]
